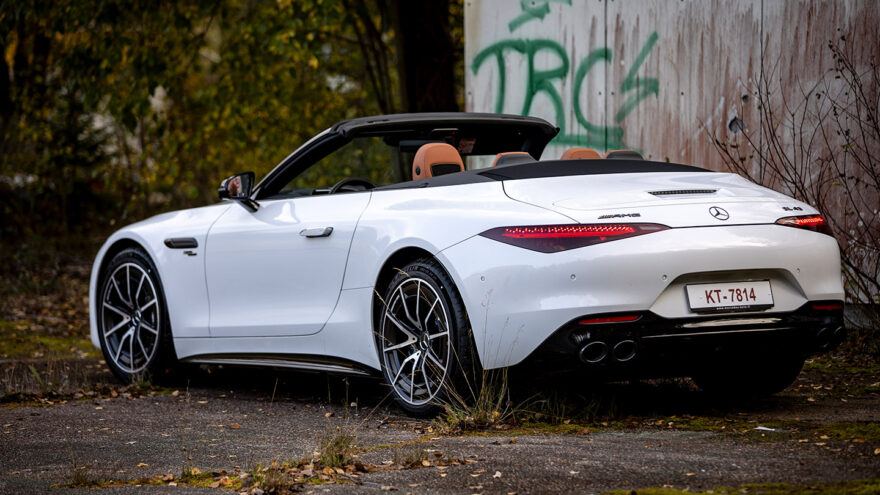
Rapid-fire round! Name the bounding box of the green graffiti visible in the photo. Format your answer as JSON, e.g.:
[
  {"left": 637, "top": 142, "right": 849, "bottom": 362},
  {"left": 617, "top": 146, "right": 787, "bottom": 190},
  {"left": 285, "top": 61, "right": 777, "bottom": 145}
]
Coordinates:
[
  {"left": 572, "top": 47, "right": 624, "bottom": 149},
  {"left": 472, "top": 39, "right": 569, "bottom": 131},
  {"left": 508, "top": 0, "right": 572, "bottom": 32},
  {"left": 471, "top": 33, "right": 659, "bottom": 150},
  {"left": 616, "top": 31, "right": 659, "bottom": 123}
]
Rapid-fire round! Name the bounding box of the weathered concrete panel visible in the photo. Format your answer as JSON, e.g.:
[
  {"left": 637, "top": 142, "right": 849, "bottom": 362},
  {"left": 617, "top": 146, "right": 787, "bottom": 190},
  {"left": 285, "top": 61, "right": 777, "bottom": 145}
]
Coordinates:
[{"left": 465, "top": 0, "right": 879, "bottom": 169}]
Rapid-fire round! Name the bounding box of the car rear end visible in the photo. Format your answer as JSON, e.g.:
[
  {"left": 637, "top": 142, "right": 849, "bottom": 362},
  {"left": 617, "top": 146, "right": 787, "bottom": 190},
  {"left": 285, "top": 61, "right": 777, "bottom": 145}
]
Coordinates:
[{"left": 438, "top": 165, "right": 844, "bottom": 388}]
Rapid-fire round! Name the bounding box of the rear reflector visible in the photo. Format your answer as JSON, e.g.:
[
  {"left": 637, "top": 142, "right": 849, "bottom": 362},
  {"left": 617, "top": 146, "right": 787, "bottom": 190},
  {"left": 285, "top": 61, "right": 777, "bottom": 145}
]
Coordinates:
[
  {"left": 578, "top": 315, "right": 641, "bottom": 325},
  {"left": 776, "top": 215, "right": 833, "bottom": 236},
  {"left": 812, "top": 303, "right": 843, "bottom": 311},
  {"left": 480, "top": 223, "right": 669, "bottom": 253}
]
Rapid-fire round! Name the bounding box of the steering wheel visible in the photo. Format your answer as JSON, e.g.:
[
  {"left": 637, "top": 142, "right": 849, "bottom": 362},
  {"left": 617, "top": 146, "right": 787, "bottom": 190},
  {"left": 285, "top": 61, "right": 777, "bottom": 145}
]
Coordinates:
[{"left": 328, "top": 177, "right": 376, "bottom": 194}]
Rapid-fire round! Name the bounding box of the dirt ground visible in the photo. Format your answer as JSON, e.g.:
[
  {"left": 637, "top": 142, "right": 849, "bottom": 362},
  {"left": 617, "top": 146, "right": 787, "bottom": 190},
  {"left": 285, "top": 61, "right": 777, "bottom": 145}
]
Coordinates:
[{"left": 1, "top": 245, "right": 878, "bottom": 494}]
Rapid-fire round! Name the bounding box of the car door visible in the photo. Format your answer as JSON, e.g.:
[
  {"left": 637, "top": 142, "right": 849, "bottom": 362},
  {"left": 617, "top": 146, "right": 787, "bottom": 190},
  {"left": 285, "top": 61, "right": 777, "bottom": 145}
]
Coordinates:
[{"left": 204, "top": 192, "right": 371, "bottom": 337}]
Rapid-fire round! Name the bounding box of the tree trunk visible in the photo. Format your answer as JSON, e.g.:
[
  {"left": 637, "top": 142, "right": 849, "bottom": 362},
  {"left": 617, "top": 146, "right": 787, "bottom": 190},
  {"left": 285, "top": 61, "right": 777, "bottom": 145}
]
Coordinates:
[{"left": 392, "top": 0, "right": 459, "bottom": 113}]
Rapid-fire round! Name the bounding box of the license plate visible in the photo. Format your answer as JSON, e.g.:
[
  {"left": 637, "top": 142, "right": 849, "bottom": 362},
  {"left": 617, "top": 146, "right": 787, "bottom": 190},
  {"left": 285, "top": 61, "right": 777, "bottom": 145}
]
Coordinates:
[{"left": 685, "top": 281, "right": 774, "bottom": 313}]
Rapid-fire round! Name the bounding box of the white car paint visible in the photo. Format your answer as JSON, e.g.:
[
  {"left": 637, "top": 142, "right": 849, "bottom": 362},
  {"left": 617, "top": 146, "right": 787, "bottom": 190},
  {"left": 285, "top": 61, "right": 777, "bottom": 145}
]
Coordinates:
[{"left": 89, "top": 167, "right": 844, "bottom": 372}]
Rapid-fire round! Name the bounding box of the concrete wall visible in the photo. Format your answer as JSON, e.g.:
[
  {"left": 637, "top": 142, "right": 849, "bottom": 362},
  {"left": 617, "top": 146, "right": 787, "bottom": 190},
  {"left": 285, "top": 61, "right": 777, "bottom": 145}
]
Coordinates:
[{"left": 465, "top": 0, "right": 879, "bottom": 168}]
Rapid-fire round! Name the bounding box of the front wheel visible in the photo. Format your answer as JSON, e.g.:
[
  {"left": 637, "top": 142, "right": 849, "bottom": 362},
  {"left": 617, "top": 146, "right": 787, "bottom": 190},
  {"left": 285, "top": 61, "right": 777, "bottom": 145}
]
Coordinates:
[
  {"left": 376, "top": 259, "right": 476, "bottom": 416},
  {"left": 97, "top": 247, "right": 176, "bottom": 382}
]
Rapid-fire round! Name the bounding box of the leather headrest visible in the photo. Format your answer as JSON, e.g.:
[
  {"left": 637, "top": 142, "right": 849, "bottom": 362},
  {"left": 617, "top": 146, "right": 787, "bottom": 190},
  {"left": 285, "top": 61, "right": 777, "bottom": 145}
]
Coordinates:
[
  {"left": 491, "top": 152, "right": 536, "bottom": 167},
  {"left": 604, "top": 149, "right": 644, "bottom": 160},
  {"left": 560, "top": 147, "right": 602, "bottom": 160},
  {"left": 412, "top": 143, "right": 464, "bottom": 180}
]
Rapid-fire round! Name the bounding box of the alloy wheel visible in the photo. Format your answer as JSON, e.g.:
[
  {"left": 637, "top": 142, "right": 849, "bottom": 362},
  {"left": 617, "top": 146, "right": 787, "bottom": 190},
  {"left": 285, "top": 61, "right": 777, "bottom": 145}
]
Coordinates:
[
  {"left": 380, "top": 277, "right": 452, "bottom": 406},
  {"left": 100, "top": 262, "right": 161, "bottom": 374}
]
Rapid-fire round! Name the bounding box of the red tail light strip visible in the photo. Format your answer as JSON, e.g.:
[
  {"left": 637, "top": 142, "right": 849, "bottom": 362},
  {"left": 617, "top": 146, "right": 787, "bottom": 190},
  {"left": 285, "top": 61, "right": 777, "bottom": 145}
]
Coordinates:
[
  {"left": 776, "top": 215, "right": 833, "bottom": 236},
  {"left": 480, "top": 223, "right": 670, "bottom": 253},
  {"left": 578, "top": 314, "right": 641, "bottom": 325},
  {"left": 501, "top": 224, "right": 636, "bottom": 238}
]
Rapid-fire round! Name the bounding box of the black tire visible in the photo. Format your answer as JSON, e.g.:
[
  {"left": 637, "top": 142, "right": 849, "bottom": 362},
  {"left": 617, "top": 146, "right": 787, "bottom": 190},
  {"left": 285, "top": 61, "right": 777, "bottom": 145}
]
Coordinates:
[
  {"left": 692, "top": 353, "right": 805, "bottom": 398},
  {"left": 97, "top": 247, "right": 177, "bottom": 383},
  {"left": 376, "top": 258, "right": 479, "bottom": 416}
]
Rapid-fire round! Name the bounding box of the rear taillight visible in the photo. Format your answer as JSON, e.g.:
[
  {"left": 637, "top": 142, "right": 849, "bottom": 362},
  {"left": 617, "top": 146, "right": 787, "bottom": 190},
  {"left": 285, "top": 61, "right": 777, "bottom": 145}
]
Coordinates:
[
  {"left": 479, "top": 223, "right": 669, "bottom": 253},
  {"left": 776, "top": 215, "right": 833, "bottom": 236}
]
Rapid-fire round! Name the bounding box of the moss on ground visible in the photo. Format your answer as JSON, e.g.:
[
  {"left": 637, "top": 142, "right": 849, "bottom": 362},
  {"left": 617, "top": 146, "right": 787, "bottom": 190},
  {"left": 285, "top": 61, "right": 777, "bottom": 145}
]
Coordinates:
[{"left": 0, "top": 319, "right": 96, "bottom": 360}]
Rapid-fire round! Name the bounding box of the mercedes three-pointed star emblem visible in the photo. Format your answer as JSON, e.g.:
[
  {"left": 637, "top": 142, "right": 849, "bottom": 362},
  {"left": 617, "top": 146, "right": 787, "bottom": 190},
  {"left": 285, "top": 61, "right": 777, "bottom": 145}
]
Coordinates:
[{"left": 709, "top": 206, "right": 730, "bottom": 220}]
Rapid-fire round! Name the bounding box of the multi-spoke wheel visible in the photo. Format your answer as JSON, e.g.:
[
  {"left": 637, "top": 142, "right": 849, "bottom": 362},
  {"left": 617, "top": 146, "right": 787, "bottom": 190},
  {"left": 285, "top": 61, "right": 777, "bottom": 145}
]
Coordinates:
[
  {"left": 377, "top": 259, "right": 476, "bottom": 416},
  {"left": 98, "top": 248, "right": 175, "bottom": 381}
]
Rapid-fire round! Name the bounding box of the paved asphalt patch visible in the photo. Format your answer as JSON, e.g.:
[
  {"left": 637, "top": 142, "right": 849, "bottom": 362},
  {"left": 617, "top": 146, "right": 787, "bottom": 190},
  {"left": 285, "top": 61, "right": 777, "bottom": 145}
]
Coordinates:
[{"left": 2, "top": 366, "right": 878, "bottom": 494}]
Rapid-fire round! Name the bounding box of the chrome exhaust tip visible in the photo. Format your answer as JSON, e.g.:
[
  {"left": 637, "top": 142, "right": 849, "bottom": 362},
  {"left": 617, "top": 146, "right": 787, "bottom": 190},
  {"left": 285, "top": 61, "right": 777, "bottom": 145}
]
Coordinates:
[
  {"left": 579, "top": 341, "right": 609, "bottom": 364},
  {"left": 612, "top": 340, "right": 637, "bottom": 362},
  {"left": 815, "top": 327, "right": 832, "bottom": 349}
]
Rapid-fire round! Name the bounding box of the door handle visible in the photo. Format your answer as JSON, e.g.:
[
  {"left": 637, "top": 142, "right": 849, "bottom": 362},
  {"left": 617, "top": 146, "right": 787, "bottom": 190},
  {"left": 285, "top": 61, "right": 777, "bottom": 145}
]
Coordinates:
[{"left": 300, "top": 227, "right": 334, "bottom": 238}]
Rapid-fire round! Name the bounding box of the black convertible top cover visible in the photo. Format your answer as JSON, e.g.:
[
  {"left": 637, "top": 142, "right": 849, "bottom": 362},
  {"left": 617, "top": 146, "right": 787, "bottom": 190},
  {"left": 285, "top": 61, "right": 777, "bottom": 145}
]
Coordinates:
[{"left": 375, "top": 159, "right": 708, "bottom": 191}]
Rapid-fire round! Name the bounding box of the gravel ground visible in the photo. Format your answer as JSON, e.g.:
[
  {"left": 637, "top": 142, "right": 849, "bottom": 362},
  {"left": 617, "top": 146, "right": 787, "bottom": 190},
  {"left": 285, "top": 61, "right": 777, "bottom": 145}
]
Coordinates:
[{"left": 1, "top": 366, "right": 878, "bottom": 494}]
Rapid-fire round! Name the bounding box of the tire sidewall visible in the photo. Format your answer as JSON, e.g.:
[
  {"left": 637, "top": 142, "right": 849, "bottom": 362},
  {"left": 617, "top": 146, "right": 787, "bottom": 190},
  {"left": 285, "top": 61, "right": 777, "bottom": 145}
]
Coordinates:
[
  {"left": 377, "top": 259, "right": 477, "bottom": 416},
  {"left": 97, "top": 247, "right": 176, "bottom": 383}
]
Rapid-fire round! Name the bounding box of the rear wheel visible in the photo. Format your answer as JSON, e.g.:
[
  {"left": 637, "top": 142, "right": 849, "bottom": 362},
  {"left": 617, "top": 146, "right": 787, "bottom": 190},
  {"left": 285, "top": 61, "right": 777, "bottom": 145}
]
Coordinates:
[
  {"left": 98, "top": 248, "right": 176, "bottom": 382},
  {"left": 692, "top": 353, "right": 805, "bottom": 398},
  {"left": 376, "top": 259, "right": 476, "bottom": 416}
]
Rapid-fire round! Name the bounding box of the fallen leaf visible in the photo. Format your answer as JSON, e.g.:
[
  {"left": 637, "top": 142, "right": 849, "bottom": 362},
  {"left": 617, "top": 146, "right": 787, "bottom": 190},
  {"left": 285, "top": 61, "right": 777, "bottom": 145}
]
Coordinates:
[
  {"left": 421, "top": 460, "right": 431, "bottom": 467},
  {"left": 381, "top": 486, "right": 396, "bottom": 491},
  {"left": 440, "top": 473, "right": 447, "bottom": 478},
  {"left": 493, "top": 471, "right": 502, "bottom": 479},
  {"left": 190, "top": 468, "right": 201, "bottom": 475},
  {"left": 874, "top": 448, "right": 880, "bottom": 455},
  {"left": 229, "top": 423, "right": 241, "bottom": 429},
  {"left": 95, "top": 406, "right": 103, "bottom": 410},
  {"left": 137, "top": 463, "right": 148, "bottom": 467},
  {"left": 171, "top": 390, "right": 180, "bottom": 396},
  {"left": 686, "top": 472, "right": 696, "bottom": 476},
  {"left": 819, "top": 435, "right": 830, "bottom": 440},
  {"left": 569, "top": 470, "right": 579, "bottom": 475},
  {"left": 325, "top": 412, "right": 335, "bottom": 418}
]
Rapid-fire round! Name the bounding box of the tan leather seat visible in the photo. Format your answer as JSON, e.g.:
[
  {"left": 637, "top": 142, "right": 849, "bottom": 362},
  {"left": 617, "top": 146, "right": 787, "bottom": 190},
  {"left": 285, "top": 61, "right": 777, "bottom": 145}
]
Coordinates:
[
  {"left": 412, "top": 143, "right": 464, "bottom": 180},
  {"left": 560, "top": 147, "right": 602, "bottom": 160},
  {"left": 604, "top": 149, "right": 644, "bottom": 160},
  {"left": 490, "top": 151, "right": 535, "bottom": 167}
]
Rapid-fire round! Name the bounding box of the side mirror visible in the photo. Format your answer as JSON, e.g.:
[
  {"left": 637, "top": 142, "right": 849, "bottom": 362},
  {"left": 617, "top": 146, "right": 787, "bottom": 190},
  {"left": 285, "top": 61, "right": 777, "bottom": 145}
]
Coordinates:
[
  {"left": 218, "top": 172, "right": 254, "bottom": 200},
  {"left": 218, "top": 172, "right": 259, "bottom": 211}
]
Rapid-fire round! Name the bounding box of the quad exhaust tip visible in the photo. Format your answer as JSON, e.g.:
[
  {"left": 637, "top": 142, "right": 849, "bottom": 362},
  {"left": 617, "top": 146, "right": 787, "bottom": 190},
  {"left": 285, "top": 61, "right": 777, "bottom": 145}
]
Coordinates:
[
  {"left": 612, "top": 340, "right": 637, "bottom": 362},
  {"left": 579, "top": 340, "right": 638, "bottom": 364},
  {"left": 579, "top": 341, "right": 609, "bottom": 364}
]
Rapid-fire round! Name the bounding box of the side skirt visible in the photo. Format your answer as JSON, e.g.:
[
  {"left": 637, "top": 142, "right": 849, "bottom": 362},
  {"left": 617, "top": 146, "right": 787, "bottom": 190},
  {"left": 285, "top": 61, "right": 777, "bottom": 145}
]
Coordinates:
[{"left": 180, "top": 354, "right": 377, "bottom": 377}]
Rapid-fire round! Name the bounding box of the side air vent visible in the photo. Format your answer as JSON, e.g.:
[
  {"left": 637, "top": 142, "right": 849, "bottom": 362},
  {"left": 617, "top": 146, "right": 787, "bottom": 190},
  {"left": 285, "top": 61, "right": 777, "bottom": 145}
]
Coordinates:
[{"left": 649, "top": 189, "right": 717, "bottom": 196}]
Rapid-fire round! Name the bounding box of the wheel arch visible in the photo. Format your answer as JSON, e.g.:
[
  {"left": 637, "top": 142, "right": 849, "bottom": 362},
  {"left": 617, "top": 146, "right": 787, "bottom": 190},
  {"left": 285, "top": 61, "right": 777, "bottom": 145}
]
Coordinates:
[{"left": 370, "top": 246, "right": 472, "bottom": 344}]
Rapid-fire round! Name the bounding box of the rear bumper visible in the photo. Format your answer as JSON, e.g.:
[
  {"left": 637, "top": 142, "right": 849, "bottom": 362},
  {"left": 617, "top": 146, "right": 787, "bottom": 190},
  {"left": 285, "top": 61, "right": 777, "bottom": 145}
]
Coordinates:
[
  {"left": 438, "top": 224, "right": 844, "bottom": 370},
  {"left": 520, "top": 302, "right": 846, "bottom": 378}
]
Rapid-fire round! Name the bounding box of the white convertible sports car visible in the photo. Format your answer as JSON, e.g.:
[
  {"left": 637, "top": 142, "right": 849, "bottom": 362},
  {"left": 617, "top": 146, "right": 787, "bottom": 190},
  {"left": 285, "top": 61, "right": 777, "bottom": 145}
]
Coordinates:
[{"left": 90, "top": 113, "right": 845, "bottom": 414}]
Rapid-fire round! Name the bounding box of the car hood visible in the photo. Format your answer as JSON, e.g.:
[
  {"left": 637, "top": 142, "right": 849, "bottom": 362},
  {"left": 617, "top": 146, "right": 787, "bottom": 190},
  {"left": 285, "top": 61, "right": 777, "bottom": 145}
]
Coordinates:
[{"left": 501, "top": 172, "right": 816, "bottom": 227}]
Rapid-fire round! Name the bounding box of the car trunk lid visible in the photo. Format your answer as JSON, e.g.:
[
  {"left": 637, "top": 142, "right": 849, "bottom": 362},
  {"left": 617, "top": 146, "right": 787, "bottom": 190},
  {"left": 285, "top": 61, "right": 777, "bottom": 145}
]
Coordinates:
[{"left": 501, "top": 172, "right": 812, "bottom": 227}]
